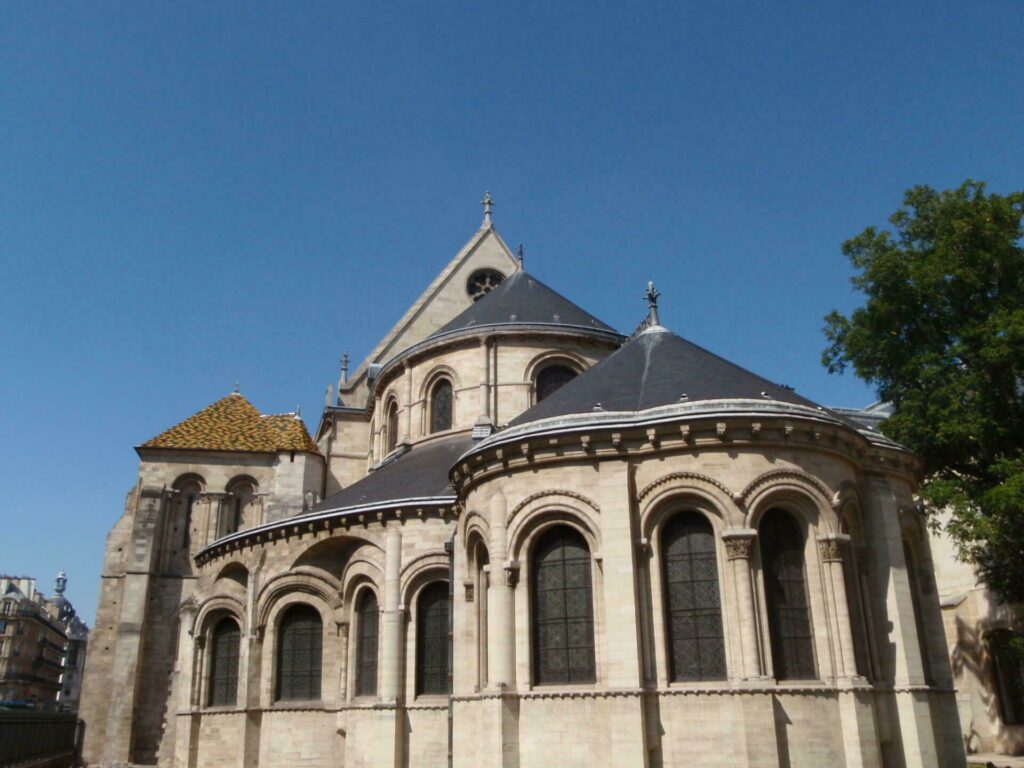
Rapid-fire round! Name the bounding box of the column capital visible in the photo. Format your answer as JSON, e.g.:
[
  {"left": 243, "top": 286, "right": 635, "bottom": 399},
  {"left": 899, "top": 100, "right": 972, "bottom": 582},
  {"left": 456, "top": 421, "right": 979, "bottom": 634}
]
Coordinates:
[
  {"left": 816, "top": 533, "right": 851, "bottom": 562},
  {"left": 721, "top": 528, "right": 757, "bottom": 560}
]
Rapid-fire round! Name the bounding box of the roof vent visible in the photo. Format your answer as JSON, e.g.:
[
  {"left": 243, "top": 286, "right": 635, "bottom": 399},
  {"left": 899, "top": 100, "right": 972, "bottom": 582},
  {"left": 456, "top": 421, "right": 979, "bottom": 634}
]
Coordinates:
[
  {"left": 592, "top": 403, "right": 604, "bottom": 412},
  {"left": 472, "top": 416, "right": 495, "bottom": 440}
]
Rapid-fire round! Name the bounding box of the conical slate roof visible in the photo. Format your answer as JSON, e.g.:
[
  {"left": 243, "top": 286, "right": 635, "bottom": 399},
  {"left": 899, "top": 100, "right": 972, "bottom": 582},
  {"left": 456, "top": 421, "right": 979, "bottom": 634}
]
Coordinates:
[
  {"left": 508, "top": 326, "right": 834, "bottom": 427},
  {"left": 431, "top": 269, "right": 619, "bottom": 338}
]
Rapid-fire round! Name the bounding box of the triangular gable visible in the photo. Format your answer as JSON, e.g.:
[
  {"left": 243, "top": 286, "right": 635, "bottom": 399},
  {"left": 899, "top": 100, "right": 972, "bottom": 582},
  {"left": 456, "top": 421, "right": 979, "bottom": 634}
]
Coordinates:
[{"left": 338, "top": 222, "right": 519, "bottom": 407}]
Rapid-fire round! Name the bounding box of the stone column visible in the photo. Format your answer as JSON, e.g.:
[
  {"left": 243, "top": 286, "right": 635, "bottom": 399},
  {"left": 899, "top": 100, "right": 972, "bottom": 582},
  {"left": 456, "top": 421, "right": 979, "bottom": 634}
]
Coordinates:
[
  {"left": 479, "top": 338, "right": 491, "bottom": 420},
  {"left": 486, "top": 490, "right": 514, "bottom": 689},
  {"left": 403, "top": 362, "right": 413, "bottom": 441},
  {"left": 817, "top": 533, "right": 859, "bottom": 681},
  {"left": 721, "top": 529, "right": 762, "bottom": 679},
  {"left": 380, "top": 526, "right": 404, "bottom": 702},
  {"left": 176, "top": 604, "right": 198, "bottom": 710},
  {"left": 338, "top": 621, "right": 351, "bottom": 699}
]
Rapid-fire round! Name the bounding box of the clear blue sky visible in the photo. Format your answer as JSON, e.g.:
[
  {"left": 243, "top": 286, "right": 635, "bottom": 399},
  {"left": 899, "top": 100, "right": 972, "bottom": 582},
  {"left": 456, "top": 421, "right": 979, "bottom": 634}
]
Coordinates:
[{"left": 2, "top": 2, "right": 1022, "bottom": 623}]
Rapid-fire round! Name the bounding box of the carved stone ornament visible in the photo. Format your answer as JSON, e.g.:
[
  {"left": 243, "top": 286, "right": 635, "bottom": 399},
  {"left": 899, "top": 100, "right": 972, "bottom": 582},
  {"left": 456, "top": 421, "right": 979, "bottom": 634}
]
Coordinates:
[
  {"left": 464, "top": 581, "right": 475, "bottom": 603},
  {"left": 721, "top": 531, "right": 757, "bottom": 560},
  {"left": 818, "top": 538, "right": 843, "bottom": 563}
]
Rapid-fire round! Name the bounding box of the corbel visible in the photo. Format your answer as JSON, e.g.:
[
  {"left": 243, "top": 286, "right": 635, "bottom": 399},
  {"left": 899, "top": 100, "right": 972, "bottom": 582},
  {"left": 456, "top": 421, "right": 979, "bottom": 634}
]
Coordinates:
[
  {"left": 646, "top": 428, "right": 659, "bottom": 448},
  {"left": 751, "top": 422, "right": 762, "bottom": 438},
  {"left": 580, "top": 435, "right": 592, "bottom": 452},
  {"left": 783, "top": 423, "right": 794, "bottom": 440},
  {"left": 680, "top": 424, "right": 692, "bottom": 442},
  {"left": 611, "top": 433, "right": 623, "bottom": 449},
  {"left": 716, "top": 422, "right": 727, "bottom": 438},
  {"left": 504, "top": 561, "right": 521, "bottom": 588}
]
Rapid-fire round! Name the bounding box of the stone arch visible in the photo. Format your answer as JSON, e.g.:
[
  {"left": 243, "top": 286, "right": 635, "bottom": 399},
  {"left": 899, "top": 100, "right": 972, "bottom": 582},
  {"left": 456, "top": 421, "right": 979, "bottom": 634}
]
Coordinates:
[
  {"left": 509, "top": 504, "right": 601, "bottom": 565},
  {"left": 523, "top": 349, "right": 588, "bottom": 384},
  {"left": 418, "top": 364, "right": 462, "bottom": 401},
  {"left": 172, "top": 472, "right": 206, "bottom": 492},
  {"left": 194, "top": 593, "right": 247, "bottom": 638},
  {"left": 638, "top": 473, "right": 739, "bottom": 538},
  {"left": 256, "top": 569, "right": 343, "bottom": 629},
  {"left": 214, "top": 561, "right": 249, "bottom": 591},
  {"left": 292, "top": 535, "right": 376, "bottom": 584},
  {"left": 400, "top": 552, "right": 450, "bottom": 610},
  {"left": 741, "top": 470, "right": 836, "bottom": 531},
  {"left": 460, "top": 509, "right": 490, "bottom": 549},
  {"left": 225, "top": 474, "right": 259, "bottom": 494},
  {"left": 507, "top": 489, "right": 599, "bottom": 534}
]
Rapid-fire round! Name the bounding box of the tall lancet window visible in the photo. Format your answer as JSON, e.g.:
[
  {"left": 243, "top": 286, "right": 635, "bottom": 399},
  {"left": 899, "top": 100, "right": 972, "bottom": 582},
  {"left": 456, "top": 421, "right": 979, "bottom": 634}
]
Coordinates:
[
  {"left": 207, "top": 618, "right": 240, "bottom": 706},
  {"left": 532, "top": 526, "right": 596, "bottom": 684},
  {"left": 355, "top": 590, "right": 379, "bottom": 697},
  {"left": 429, "top": 379, "right": 453, "bottom": 433},
  {"left": 385, "top": 400, "right": 399, "bottom": 454},
  {"left": 661, "top": 512, "right": 726, "bottom": 681},
  {"left": 760, "top": 509, "right": 816, "bottom": 680}
]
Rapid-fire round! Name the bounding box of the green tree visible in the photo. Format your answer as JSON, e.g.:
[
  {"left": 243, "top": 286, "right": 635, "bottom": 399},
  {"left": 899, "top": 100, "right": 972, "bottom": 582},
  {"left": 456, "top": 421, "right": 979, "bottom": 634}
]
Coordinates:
[{"left": 823, "top": 181, "right": 1024, "bottom": 603}]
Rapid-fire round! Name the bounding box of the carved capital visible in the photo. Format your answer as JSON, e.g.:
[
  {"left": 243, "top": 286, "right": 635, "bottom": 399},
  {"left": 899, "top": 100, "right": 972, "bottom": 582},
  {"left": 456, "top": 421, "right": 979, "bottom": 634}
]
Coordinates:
[
  {"left": 816, "top": 533, "right": 849, "bottom": 563},
  {"left": 721, "top": 529, "right": 757, "bottom": 560}
]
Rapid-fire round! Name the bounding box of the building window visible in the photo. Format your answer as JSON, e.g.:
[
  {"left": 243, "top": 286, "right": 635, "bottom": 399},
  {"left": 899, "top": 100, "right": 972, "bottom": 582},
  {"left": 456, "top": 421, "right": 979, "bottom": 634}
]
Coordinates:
[
  {"left": 532, "top": 526, "right": 595, "bottom": 685},
  {"left": 535, "top": 365, "right": 577, "bottom": 403},
  {"left": 275, "top": 605, "right": 322, "bottom": 701},
  {"left": 429, "top": 379, "right": 453, "bottom": 433},
  {"left": 355, "top": 591, "right": 379, "bottom": 697},
  {"left": 903, "top": 541, "right": 935, "bottom": 685},
  {"left": 466, "top": 268, "right": 504, "bottom": 301},
  {"left": 661, "top": 512, "right": 726, "bottom": 681},
  {"left": 416, "top": 582, "right": 450, "bottom": 695},
  {"left": 385, "top": 400, "right": 400, "bottom": 454},
  {"left": 989, "top": 630, "right": 1024, "bottom": 725},
  {"left": 207, "top": 618, "right": 240, "bottom": 707},
  {"left": 759, "top": 509, "right": 816, "bottom": 680},
  {"left": 223, "top": 480, "right": 255, "bottom": 537},
  {"left": 0, "top": 620, "right": 6, "bottom": 634}
]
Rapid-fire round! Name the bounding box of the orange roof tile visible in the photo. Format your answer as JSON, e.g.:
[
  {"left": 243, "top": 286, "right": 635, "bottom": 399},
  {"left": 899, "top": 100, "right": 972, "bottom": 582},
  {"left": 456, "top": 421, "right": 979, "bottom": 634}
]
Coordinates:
[{"left": 140, "top": 393, "right": 321, "bottom": 455}]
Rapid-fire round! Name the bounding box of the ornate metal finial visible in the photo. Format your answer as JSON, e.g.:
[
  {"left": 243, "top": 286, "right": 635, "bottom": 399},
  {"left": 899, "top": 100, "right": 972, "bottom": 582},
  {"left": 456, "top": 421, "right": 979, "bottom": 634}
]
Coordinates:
[
  {"left": 54, "top": 570, "right": 67, "bottom": 595},
  {"left": 233, "top": 382, "right": 240, "bottom": 394},
  {"left": 340, "top": 352, "right": 350, "bottom": 383},
  {"left": 646, "top": 281, "right": 661, "bottom": 326},
  {"left": 481, "top": 192, "right": 494, "bottom": 226},
  {"left": 516, "top": 242, "right": 524, "bottom": 268}
]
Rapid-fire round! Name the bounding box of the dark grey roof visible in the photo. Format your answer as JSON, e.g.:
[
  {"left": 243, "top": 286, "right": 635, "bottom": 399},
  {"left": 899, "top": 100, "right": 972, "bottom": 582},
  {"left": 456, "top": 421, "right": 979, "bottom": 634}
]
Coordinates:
[
  {"left": 314, "top": 435, "right": 474, "bottom": 512},
  {"left": 509, "top": 326, "right": 840, "bottom": 427},
  {"left": 431, "top": 269, "right": 619, "bottom": 338}
]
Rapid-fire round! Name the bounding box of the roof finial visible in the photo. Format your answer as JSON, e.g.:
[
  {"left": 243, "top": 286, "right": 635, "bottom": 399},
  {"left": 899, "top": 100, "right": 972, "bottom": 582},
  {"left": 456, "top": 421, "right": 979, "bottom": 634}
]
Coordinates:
[
  {"left": 340, "top": 352, "right": 349, "bottom": 383},
  {"left": 54, "top": 570, "right": 67, "bottom": 595},
  {"left": 295, "top": 405, "right": 301, "bottom": 419},
  {"left": 646, "top": 281, "right": 661, "bottom": 326},
  {"left": 481, "top": 192, "right": 494, "bottom": 226},
  {"left": 233, "top": 381, "right": 240, "bottom": 394},
  {"left": 516, "top": 242, "right": 524, "bottom": 269}
]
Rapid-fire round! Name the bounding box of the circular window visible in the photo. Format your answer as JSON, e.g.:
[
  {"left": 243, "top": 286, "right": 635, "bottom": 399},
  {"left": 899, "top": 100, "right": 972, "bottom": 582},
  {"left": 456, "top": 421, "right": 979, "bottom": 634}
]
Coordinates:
[{"left": 466, "top": 269, "right": 505, "bottom": 302}]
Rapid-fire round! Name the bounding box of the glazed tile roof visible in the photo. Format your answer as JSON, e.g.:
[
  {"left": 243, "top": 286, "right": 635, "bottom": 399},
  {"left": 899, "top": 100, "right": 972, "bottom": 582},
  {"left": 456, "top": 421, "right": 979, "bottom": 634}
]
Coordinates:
[{"left": 140, "top": 393, "right": 321, "bottom": 455}]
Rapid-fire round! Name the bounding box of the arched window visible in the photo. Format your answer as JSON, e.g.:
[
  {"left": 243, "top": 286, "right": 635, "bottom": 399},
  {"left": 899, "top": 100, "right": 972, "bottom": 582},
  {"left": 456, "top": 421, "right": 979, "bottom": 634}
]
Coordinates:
[
  {"left": 207, "top": 618, "right": 240, "bottom": 706},
  {"left": 535, "top": 364, "right": 578, "bottom": 403},
  {"left": 661, "top": 513, "right": 726, "bottom": 681},
  {"left": 355, "top": 590, "right": 379, "bottom": 697},
  {"left": 759, "top": 509, "right": 815, "bottom": 680},
  {"left": 276, "top": 604, "right": 322, "bottom": 701},
  {"left": 532, "top": 526, "right": 595, "bottom": 684},
  {"left": 176, "top": 480, "right": 200, "bottom": 550},
  {"left": 989, "top": 629, "right": 1024, "bottom": 725},
  {"left": 416, "top": 582, "right": 450, "bottom": 695},
  {"left": 903, "top": 540, "right": 935, "bottom": 685},
  {"left": 385, "top": 400, "right": 400, "bottom": 454},
  {"left": 429, "top": 379, "right": 453, "bottom": 433},
  {"left": 223, "top": 479, "right": 256, "bottom": 537}
]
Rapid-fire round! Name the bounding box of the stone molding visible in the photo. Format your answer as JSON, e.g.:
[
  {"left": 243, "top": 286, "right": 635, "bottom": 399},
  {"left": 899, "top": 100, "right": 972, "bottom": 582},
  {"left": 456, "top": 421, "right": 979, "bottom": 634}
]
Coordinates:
[
  {"left": 720, "top": 529, "right": 757, "bottom": 560},
  {"left": 636, "top": 471, "right": 737, "bottom": 503},
  {"left": 507, "top": 489, "right": 600, "bottom": 526},
  {"left": 738, "top": 469, "right": 835, "bottom": 509}
]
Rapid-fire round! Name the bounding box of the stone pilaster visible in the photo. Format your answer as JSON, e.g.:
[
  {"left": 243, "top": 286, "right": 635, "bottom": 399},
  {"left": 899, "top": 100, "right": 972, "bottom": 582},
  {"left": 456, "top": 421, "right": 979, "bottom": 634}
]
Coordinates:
[
  {"left": 817, "top": 533, "right": 860, "bottom": 682},
  {"left": 487, "top": 490, "right": 515, "bottom": 690},
  {"left": 380, "top": 526, "right": 404, "bottom": 703},
  {"left": 721, "top": 528, "right": 763, "bottom": 680}
]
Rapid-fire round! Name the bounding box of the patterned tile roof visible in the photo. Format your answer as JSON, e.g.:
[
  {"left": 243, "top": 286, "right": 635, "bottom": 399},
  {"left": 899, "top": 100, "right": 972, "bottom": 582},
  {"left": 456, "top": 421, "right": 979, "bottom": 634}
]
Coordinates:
[{"left": 140, "top": 393, "right": 321, "bottom": 455}]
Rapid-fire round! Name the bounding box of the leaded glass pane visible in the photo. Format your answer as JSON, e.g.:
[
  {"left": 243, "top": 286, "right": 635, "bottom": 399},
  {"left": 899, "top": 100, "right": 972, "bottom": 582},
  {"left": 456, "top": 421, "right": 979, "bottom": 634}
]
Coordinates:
[
  {"left": 276, "top": 605, "right": 322, "bottom": 701},
  {"left": 760, "top": 510, "right": 816, "bottom": 680},
  {"left": 416, "top": 582, "right": 450, "bottom": 695},
  {"left": 662, "top": 513, "right": 726, "bottom": 681},
  {"left": 532, "top": 527, "right": 595, "bottom": 684},
  {"left": 536, "top": 365, "right": 577, "bottom": 403},
  {"left": 430, "top": 380, "right": 453, "bottom": 433},
  {"left": 356, "top": 591, "right": 379, "bottom": 696},
  {"left": 208, "top": 618, "right": 240, "bottom": 706}
]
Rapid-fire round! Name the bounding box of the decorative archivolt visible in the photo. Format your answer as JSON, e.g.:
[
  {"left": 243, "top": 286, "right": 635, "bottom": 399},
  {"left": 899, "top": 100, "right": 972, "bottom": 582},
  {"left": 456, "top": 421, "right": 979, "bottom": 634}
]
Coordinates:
[
  {"left": 636, "top": 472, "right": 737, "bottom": 504},
  {"left": 256, "top": 568, "right": 343, "bottom": 627},
  {"left": 418, "top": 364, "right": 462, "bottom": 400},
  {"left": 523, "top": 349, "right": 589, "bottom": 383},
  {"left": 738, "top": 469, "right": 835, "bottom": 509},
  {"left": 399, "top": 551, "right": 450, "bottom": 609},
  {"left": 508, "top": 489, "right": 600, "bottom": 527},
  {"left": 193, "top": 593, "right": 246, "bottom": 636}
]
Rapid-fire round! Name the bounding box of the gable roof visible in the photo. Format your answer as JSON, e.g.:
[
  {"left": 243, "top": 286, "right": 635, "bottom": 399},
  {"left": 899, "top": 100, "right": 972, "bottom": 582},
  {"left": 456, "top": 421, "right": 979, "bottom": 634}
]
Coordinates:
[
  {"left": 508, "top": 326, "right": 839, "bottom": 427},
  {"left": 140, "top": 393, "right": 321, "bottom": 455},
  {"left": 430, "top": 269, "right": 619, "bottom": 339}
]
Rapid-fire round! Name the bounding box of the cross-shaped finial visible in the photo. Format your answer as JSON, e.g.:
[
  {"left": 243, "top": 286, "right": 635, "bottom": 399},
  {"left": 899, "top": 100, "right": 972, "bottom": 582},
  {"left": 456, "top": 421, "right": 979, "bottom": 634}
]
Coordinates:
[
  {"left": 233, "top": 381, "right": 240, "bottom": 394},
  {"left": 481, "top": 192, "right": 494, "bottom": 225},
  {"left": 645, "top": 281, "right": 661, "bottom": 325}
]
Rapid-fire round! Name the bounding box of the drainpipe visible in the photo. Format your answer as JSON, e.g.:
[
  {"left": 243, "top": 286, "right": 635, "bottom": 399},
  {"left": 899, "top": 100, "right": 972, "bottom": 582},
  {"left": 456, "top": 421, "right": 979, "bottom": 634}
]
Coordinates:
[{"left": 444, "top": 532, "right": 455, "bottom": 768}]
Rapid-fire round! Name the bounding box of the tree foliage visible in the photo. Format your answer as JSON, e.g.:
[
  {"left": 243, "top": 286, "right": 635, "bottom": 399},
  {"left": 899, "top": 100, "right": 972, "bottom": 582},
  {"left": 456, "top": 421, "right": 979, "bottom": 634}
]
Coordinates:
[{"left": 823, "top": 181, "right": 1024, "bottom": 602}]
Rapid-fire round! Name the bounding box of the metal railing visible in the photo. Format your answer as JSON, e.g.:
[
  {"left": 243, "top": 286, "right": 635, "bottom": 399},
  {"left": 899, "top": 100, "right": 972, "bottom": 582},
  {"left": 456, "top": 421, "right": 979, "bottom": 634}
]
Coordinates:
[{"left": 0, "top": 710, "right": 82, "bottom": 767}]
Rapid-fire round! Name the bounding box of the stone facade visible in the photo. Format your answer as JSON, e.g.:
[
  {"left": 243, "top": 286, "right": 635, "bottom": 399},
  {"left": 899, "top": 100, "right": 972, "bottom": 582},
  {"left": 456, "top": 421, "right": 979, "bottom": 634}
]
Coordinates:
[{"left": 78, "top": 216, "right": 968, "bottom": 767}]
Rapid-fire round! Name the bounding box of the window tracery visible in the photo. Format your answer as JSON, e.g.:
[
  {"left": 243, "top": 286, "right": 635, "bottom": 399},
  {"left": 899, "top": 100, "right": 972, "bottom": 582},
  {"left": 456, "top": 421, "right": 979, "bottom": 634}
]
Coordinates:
[{"left": 466, "top": 268, "right": 504, "bottom": 301}]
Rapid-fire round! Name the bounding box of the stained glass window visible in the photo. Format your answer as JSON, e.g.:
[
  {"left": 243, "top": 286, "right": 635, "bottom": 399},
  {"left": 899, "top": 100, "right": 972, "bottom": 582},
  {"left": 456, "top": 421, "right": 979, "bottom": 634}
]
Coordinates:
[
  {"left": 536, "top": 365, "right": 577, "bottom": 403},
  {"left": 466, "top": 269, "right": 504, "bottom": 301},
  {"left": 276, "top": 604, "right": 322, "bottom": 701},
  {"left": 430, "top": 379, "right": 453, "bottom": 433},
  {"left": 416, "top": 582, "right": 450, "bottom": 695},
  {"left": 760, "top": 510, "right": 816, "bottom": 680},
  {"left": 208, "top": 618, "right": 240, "bottom": 706},
  {"left": 356, "top": 590, "right": 379, "bottom": 697},
  {"left": 662, "top": 513, "right": 726, "bottom": 681},
  {"left": 532, "top": 526, "right": 595, "bottom": 685}
]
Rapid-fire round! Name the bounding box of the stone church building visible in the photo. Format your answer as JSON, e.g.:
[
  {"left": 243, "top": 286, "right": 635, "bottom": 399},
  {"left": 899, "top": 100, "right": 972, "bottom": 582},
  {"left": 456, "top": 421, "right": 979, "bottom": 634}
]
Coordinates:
[{"left": 79, "top": 203, "right": 967, "bottom": 767}]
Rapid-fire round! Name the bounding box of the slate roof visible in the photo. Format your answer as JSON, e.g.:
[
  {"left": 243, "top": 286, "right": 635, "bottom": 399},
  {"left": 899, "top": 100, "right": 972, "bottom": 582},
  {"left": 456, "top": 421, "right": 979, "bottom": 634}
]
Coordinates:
[
  {"left": 508, "top": 326, "right": 839, "bottom": 427},
  {"left": 140, "top": 393, "right": 321, "bottom": 455},
  {"left": 430, "top": 269, "right": 619, "bottom": 338},
  {"left": 314, "top": 434, "right": 474, "bottom": 512}
]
